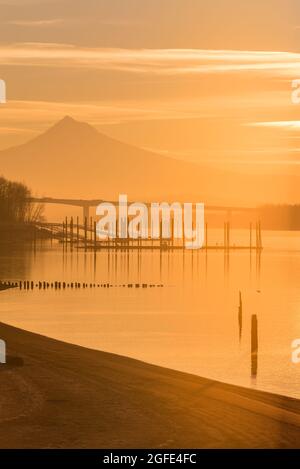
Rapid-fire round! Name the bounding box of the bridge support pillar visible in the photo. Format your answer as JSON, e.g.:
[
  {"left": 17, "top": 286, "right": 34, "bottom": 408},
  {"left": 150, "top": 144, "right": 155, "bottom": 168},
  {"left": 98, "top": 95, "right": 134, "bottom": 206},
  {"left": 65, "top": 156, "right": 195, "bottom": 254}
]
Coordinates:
[{"left": 83, "top": 205, "right": 90, "bottom": 223}]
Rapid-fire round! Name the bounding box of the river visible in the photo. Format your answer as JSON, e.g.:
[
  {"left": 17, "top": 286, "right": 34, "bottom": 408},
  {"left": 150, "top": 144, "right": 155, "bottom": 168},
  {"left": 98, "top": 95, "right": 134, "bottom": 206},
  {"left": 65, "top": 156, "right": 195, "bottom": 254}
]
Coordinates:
[{"left": 0, "top": 229, "right": 299, "bottom": 398}]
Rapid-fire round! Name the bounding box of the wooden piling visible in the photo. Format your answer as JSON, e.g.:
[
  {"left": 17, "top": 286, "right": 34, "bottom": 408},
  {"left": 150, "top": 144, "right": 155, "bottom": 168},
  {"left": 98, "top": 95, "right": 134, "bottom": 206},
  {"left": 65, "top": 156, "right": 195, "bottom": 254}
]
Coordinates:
[
  {"left": 238, "top": 291, "right": 242, "bottom": 341},
  {"left": 84, "top": 216, "right": 87, "bottom": 250},
  {"left": 65, "top": 217, "right": 68, "bottom": 243},
  {"left": 160, "top": 219, "right": 163, "bottom": 250},
  {"left": 258, "top": 220, "right": 262, "bottom": 249},
  {"left": 251, "top": 314, "right": 258, "bottom": 377},
  {"left": 70, "top": 217, "right": 74, "bottom": 247},
  {"left": 116, "top": 220, "right": 118, "bottom": 250},
  {"left": 94, "top": 221, "right": 97, "bottom": 250},
  {"left": 76, "top": 216, "right": 79, "bottom": 245},
  {"left": 227, "top": 222, "right": 230, "bottom": 249},
  {"left": 90, "top": 217, "right": 93, "bottom": 242}
]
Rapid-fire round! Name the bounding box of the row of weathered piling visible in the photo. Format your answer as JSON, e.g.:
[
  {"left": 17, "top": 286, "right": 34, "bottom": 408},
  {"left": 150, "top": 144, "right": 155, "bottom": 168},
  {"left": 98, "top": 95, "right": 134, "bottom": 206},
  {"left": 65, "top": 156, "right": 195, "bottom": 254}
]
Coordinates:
[{"left": 0, "top": 280, "right": 164, "bottom": 290}]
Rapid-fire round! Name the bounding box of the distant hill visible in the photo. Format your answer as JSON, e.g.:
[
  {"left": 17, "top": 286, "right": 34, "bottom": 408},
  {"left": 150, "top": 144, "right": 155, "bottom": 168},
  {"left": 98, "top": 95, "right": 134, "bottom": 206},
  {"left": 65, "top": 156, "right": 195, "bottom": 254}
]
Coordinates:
[{"left": 0, "top": 116, "right": 293, "bottom": 205}]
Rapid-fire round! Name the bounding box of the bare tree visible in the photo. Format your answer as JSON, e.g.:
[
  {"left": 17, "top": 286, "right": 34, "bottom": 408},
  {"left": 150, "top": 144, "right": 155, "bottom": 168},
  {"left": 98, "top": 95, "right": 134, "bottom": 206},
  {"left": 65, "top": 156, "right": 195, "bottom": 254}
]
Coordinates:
[{"left": 0, "top": 176, "right": 44, "bottom": 223}]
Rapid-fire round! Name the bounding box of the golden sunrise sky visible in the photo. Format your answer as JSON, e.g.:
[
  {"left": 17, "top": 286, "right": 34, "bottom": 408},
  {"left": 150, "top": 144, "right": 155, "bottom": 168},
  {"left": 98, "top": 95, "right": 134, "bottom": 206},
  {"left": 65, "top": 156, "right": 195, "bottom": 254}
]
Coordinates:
[{"left": 1, "top": 0, "right": 300, "bottom": 175}]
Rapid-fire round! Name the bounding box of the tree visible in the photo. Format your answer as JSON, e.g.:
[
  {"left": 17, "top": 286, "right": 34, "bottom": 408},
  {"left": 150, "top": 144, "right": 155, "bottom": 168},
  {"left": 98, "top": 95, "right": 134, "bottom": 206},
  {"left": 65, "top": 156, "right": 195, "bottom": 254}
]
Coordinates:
[{"left": 0, "top": 176, "right": 43, "bottom": 223}]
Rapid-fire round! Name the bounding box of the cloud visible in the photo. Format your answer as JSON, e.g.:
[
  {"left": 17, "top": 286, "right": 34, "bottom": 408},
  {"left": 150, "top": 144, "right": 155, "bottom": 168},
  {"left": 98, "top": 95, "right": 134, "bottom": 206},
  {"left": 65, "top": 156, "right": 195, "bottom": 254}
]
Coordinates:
[
  {"left": 252, "top": 121, "right": 300, "bottom": 129},
  {"left": 7, "top": 19, "right": 63, "bottom": 27},
  {"left": 0, "top": 126, "right": 36, "bottom": 134},
  {"left": 0, "top": 44, "right": 300, "bottom": 76},
  {"left": 0, "top": 98, "right": 212, "bottom": 130}
]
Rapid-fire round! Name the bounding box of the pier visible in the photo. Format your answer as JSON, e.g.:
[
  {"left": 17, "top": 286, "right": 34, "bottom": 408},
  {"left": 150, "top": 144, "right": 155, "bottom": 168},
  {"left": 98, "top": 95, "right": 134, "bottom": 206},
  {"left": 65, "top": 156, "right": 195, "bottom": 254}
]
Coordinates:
[
  {"left": 28, "top": 197, "right": 263, "bottom": 251},
  {"left": 33, "top": 217, "right": 263, "bottom": 251}
]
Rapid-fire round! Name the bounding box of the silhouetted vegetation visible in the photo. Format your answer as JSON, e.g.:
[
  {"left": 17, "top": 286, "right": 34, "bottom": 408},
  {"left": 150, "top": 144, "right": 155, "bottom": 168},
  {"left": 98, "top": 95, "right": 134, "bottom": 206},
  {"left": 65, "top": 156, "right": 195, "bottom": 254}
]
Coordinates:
[
  {"left": 258, "top": 205, "right": 300, "bottom": 230},
  {"left": 0, "top": 176, "right": 43, "bottom": 224}
]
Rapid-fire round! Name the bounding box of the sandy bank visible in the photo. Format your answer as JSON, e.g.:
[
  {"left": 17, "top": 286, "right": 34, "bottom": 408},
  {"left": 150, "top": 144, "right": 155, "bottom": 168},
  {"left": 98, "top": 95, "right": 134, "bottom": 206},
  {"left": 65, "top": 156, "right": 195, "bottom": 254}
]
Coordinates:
[{"left": 0, "top": 322, "right": 299, "bottom": 448}]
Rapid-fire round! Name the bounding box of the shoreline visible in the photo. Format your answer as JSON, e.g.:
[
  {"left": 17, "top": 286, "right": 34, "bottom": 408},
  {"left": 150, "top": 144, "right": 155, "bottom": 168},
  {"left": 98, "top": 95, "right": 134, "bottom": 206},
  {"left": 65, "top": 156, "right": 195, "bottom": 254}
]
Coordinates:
[
  {"left": 0, "top": 321, "right": 300, "bottom": 448},
  {"left": 0, "top": 283, "right": 16, "bottom": 291}
]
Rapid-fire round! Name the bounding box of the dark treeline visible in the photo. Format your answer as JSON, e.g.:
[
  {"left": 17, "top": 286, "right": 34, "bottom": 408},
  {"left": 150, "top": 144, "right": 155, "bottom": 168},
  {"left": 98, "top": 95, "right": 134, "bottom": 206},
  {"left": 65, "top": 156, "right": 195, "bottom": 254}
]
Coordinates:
[
  {"left": 258, "top": 205, "right": 300, "bottom": 230},
  {"left": 0, "top": 176, "right": 42, "bottom": 223}
]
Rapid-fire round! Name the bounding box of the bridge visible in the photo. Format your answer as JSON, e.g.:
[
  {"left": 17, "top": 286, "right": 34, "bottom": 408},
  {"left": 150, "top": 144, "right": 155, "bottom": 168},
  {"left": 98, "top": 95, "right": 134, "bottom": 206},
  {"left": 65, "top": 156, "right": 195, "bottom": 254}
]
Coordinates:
[
  {"left": 29, "top": 197, "right": 105, "bottom": 220},
  {"left": 29, "top": 197, "right": 257, "bottom": 221}
]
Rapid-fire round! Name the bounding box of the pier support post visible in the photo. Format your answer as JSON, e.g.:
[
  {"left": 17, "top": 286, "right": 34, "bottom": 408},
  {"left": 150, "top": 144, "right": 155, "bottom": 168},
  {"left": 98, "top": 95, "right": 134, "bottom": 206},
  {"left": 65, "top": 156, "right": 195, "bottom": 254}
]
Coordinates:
[
  {"left": 83, "top": 205, "right": 89, "bottom": 223},
  {"left": 94, "top": 221, "right": 97, "bottom": 250},
  {"left": 76, "top": 216, "right": 79, "bottom": 245},
  {"left": 84, "top": 217, "right": 87, "bottom": 250},
  {"left": 251, "top": 314, "right": 258, "bottom": 377},
  {"left": 238, "top": 291, "right": 242, "bottom": 341},
  {"left": 70, "top": 217, "right": 74, "bottom": 247}
]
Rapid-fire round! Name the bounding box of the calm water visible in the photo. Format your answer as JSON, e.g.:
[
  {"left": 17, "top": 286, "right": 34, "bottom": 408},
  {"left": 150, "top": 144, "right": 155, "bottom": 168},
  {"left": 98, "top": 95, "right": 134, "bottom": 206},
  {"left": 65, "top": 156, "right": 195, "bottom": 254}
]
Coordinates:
[{"left": 0, "top": 229, "right": 300, "bottom": 398}]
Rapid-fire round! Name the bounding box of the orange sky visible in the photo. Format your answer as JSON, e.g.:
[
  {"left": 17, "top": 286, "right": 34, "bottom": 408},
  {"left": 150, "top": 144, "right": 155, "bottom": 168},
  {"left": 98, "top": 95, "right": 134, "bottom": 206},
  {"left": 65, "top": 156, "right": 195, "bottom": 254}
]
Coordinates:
[{"left": 0, "top": 0, "right": 300, "bottom": 182}]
